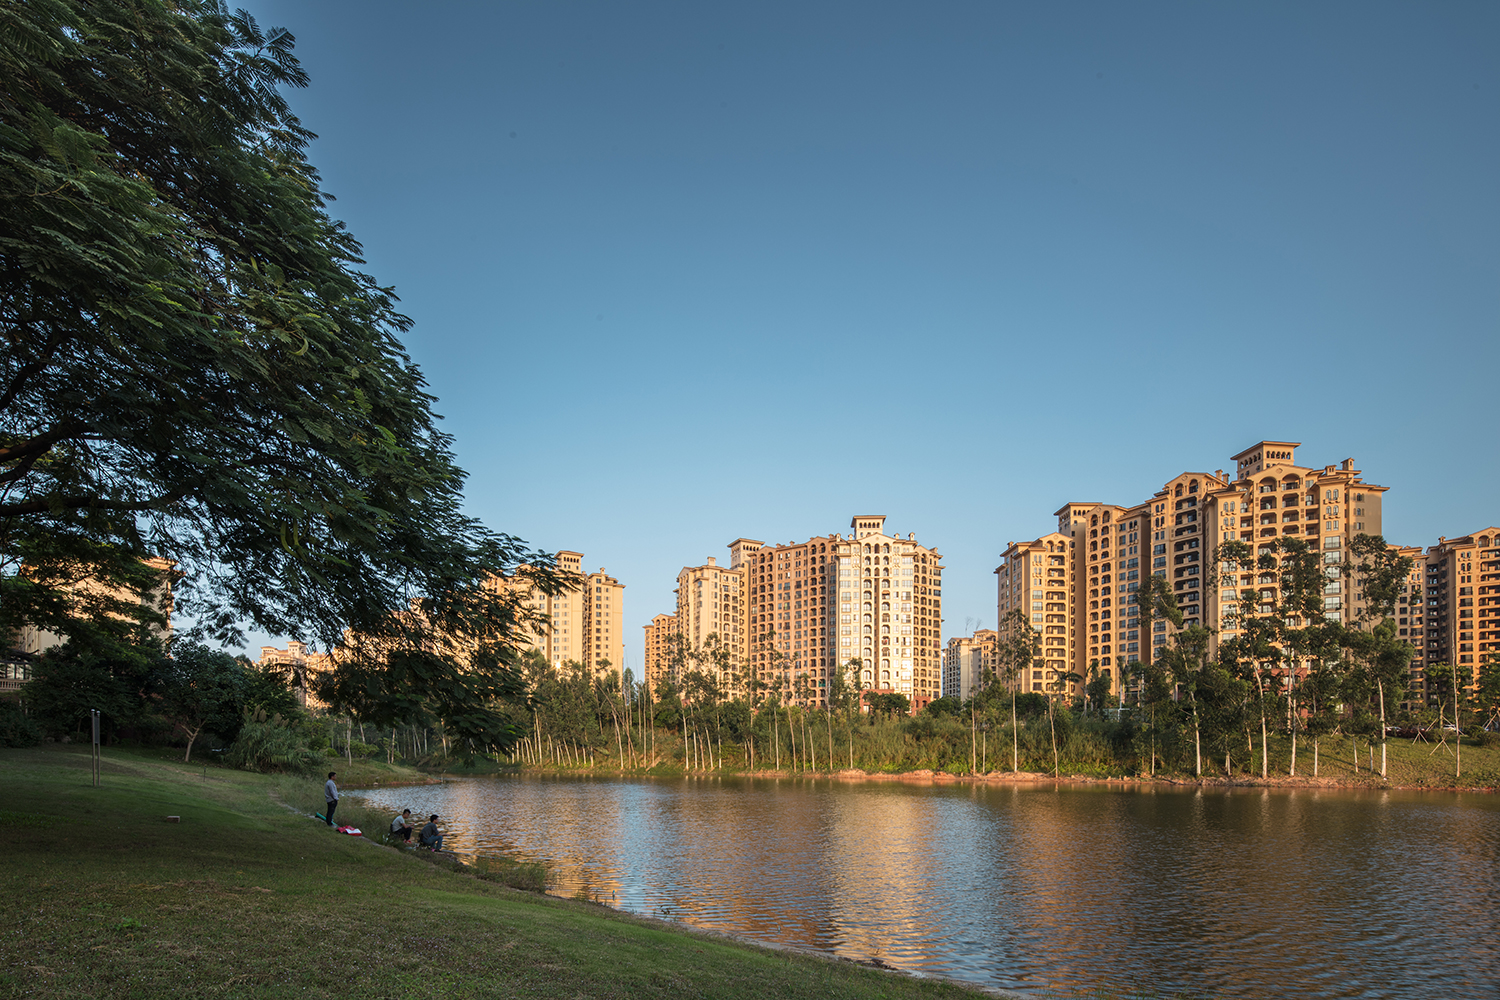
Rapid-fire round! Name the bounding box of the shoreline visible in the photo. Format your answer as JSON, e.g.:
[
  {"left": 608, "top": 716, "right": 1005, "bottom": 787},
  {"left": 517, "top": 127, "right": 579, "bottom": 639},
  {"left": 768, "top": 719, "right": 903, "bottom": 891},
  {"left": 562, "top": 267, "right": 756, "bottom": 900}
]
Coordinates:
[{"left": 472, "top": 763, "right": 1496, "bottom": 794}]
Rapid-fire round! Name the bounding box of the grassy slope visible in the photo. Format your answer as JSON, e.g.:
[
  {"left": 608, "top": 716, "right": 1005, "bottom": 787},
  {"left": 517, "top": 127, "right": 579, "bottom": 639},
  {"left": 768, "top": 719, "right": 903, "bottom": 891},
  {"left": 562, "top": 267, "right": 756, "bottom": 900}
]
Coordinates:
[{"left": 0, "top": 746, "right": 983, "bottom": 1000}]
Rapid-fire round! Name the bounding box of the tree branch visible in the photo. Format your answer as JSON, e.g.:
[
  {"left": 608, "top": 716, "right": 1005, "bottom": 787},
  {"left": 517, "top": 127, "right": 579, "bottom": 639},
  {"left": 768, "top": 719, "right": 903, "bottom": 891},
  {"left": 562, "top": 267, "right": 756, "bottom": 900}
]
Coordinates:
[{"left": 0, "top": 487, "right": 190, "bottom": 518}]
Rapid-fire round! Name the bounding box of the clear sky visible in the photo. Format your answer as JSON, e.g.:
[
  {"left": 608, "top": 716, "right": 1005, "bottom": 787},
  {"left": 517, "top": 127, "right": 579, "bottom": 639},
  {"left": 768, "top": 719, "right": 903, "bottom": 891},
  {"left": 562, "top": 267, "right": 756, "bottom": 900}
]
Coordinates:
[{"left": 235, "top": 1, "right": 1498, "bottom": 675}]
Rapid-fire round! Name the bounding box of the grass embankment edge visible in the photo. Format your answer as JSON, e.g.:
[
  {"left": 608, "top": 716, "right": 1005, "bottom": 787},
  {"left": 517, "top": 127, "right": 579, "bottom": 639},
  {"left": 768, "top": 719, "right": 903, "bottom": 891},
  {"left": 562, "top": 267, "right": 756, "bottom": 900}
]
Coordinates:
[{"left": 0, "top": 745, "right": 995, "bottom": 1000}]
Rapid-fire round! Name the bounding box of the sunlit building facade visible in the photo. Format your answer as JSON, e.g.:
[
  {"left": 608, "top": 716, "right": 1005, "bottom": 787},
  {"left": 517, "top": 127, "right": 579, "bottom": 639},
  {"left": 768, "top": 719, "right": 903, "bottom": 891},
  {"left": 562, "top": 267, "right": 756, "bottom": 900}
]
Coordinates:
[
  {"left": 942, "top": 629, "right": 996, "bottom": 700},
  {"left": 1419, "top": 529, "right": 1500, "bottom": 702},
  {"left": 494, "top": 550, "right": 625, "bottom": 678},
  {"left": 673, "top": 555, "right": 749, "bottom": 696},
  {"left": 999, "top": 441, "right": 1394, "bottom": 700}
]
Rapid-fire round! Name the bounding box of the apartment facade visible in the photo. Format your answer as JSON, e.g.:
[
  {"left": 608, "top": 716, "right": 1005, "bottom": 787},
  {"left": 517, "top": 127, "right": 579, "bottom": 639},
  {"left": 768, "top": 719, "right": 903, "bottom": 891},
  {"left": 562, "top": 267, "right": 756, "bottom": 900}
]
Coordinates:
[
  {"left": 1419, "top": 529, "right": 1500, "bottom": 701},
  {"left": 495, "top": 550, "right": 625, "bottom": 678},
  {"left": 996, "top": 532, "right": 1081, "bottom": 695},
  {"left": 942, "top": 629, "right": 996, "bottom": 700},
  {"left": 642, "top": 613, "right": 676, "bottom": 692},
  {"left": 999, "top": 441, "right": 1393, "bottom": 699},
  {"left": 693, "top": 515, "right": 946, "bottom": 712},
  {"left": 582, "top": 566, "right": 626, "bottom": 674},
  {"left": 673, "top": 555, "right": 749, "bottom": 696}
]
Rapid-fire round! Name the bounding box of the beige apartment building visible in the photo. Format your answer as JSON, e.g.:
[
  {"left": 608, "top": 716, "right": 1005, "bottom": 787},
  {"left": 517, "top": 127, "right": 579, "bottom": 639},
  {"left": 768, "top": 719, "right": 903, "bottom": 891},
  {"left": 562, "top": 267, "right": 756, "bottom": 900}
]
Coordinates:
[
  {"left": 494, "top": 550, "right": 625, "bottom": 678},
  {"left": 1418, "top": 529, "right": 1500, "bottom": 701},
  {"left": 642, "top": 613, "right": 676, "bottom": 692},
  {"left": 996, "top": 532, "right": 1081, "bottom": 695},
  {"left": 654, "top": 515, "right": 942, "bottom": 712},
  {"left": 672, "top": 555, "right": 749, "bottom": 696},
  {"left": 942, "top": 629, "right": 996, "bottom": 700},
  {"left": 743, "top": 515, "right": 943, "bottom": 711},
  {"left": 1000, "top": 441, "right": 1394, "bottom": 700}
]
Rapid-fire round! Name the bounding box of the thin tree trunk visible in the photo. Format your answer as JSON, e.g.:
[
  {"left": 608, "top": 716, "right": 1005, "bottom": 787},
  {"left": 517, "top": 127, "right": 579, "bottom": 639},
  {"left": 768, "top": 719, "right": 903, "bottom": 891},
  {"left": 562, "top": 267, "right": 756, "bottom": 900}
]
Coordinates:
[
  {"left": 1192, "top": 699, "right": 1202, "bottom": 778},
  {"left": 1454, "top": 662, "right": 1462, "bottom": 780},
  {"left": 182, "top": 723, "right": 203, "bottom": 763},
  {"left": 1378, "top": 682, "right": 1388, "bottom": 779},
  {"left": 1012, "top": 694, "right": 1019, "bottom": 773},
  {"left": 1048, "top": 697, "right": 1059, "bottom": 777}
]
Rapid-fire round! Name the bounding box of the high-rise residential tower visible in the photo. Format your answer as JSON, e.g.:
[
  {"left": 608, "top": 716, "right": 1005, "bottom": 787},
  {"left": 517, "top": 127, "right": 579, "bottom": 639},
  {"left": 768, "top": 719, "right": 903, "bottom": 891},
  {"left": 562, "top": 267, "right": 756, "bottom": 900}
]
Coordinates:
[
  {"left": 672, "top": 555, "right": 749, "bottom": 695},
  {"left": 998, "top": 441, "right": 1393, "bottom": 700}
]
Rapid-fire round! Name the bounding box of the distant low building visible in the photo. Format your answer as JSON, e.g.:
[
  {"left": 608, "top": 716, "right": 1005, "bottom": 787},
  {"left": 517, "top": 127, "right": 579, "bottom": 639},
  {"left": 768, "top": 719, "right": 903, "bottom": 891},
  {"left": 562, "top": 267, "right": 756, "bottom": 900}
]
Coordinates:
[
  {"left": 943, "top": 629, "right": 996, "bottom": 701},
  {"left": 256, "top": 640, "right": 335, "bottom": 709}
]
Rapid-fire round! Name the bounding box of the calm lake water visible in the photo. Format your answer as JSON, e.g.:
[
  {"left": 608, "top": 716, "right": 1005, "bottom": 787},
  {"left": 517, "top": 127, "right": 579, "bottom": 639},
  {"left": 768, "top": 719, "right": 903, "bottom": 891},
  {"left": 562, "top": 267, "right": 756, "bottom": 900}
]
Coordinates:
[{"left": 352, "top": 775, "right": 1500, "bottom": 998}]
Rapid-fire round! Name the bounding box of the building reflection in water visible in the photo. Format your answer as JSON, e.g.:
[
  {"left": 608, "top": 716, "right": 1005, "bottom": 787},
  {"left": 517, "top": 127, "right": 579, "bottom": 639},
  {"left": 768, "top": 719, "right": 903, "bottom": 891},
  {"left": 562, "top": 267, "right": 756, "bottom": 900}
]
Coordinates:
[{"left": 350, "top": 775, "right": 1500, "bottom": 998}]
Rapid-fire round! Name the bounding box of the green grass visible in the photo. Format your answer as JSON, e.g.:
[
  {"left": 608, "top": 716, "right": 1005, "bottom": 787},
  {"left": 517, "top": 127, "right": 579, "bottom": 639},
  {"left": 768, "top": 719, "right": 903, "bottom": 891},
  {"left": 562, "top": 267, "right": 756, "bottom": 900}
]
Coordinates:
[{"left": 0, "top": 745, "right": 988, "bottom": 1000}]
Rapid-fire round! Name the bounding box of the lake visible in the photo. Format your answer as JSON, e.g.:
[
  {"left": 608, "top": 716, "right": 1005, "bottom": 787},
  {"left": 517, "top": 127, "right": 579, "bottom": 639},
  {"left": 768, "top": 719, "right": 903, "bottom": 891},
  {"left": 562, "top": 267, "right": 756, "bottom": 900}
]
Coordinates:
[{"left": 352, "top": 775, "right": 1500, "bottom": 998}]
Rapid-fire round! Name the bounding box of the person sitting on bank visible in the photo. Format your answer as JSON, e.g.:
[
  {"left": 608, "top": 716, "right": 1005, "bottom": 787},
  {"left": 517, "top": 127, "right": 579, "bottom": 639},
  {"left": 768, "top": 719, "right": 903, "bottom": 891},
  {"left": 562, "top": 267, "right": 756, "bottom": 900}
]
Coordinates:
[
  {"left": 390, "top": 809, "right": 413, "bottom": 842},
  {"left": 419, "top": 814, "right": 444, "bottom": 852}
]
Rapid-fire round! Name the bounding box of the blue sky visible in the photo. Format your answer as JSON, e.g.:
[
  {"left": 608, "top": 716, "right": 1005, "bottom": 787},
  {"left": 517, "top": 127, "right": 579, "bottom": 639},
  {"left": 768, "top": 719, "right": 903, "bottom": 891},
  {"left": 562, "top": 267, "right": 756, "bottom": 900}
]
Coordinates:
[{"left": 237, "top": 1, "right": 1498, "bottom": 675}]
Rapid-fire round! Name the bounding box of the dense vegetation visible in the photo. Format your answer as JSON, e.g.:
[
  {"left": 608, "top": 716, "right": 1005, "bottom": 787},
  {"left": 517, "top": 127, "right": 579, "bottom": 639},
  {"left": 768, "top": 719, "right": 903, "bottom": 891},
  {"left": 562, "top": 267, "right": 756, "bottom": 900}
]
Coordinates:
[{"left": 1, "top": 0, "right": 559, "bottom": 755}]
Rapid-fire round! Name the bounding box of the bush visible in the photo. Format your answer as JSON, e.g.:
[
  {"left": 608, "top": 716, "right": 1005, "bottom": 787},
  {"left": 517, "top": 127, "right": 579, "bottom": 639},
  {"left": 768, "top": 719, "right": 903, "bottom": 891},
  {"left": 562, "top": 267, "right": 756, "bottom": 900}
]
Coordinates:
[
  {"left": 0, "top": 702, "right": 41, "bottom": 747},
  {"left": 224, "top": 720, "right": 323, "bottom": 774},
  {"left": 1467, "top": 728, "right": 1498, "bottom": 749}
]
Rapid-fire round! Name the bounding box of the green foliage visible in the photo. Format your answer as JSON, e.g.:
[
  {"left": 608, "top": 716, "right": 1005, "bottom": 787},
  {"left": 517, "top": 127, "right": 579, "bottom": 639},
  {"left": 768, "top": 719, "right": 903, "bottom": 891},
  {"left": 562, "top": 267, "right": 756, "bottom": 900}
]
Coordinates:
[
  {"left": 158, "top": 642, "right": 251, "bottom": 761},
  {"left": 0, "top": 701, "right": 41, "bottom": 747},
  {"left": 923, "top": 696, "right": 962, "bottom": 719},
  {"left": 0, "top": 0, "right": 554, "bottom": 756},
  {"left": 224, "top": 718, "right": 322, "bottom": 774},
  {"left": 1013, "top": 692, "right": 1048, "bottom": 718},
  {"left": 23, "top": 641, "right": 161, "bottom": 740}
]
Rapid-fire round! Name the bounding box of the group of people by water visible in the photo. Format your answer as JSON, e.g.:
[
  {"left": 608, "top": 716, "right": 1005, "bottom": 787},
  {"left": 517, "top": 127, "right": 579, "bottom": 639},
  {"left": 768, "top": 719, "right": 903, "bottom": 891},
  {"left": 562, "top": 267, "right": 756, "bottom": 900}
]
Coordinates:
[{"left": 322, "top": 771, "right": 445, "bottom": 850}]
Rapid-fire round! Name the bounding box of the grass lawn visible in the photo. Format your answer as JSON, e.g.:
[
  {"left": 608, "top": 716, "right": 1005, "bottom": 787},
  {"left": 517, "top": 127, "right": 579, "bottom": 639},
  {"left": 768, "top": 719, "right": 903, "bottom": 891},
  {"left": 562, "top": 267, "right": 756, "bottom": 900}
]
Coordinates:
[{"left": 0, "top": 745, "right": 987, "bottom": 1000}]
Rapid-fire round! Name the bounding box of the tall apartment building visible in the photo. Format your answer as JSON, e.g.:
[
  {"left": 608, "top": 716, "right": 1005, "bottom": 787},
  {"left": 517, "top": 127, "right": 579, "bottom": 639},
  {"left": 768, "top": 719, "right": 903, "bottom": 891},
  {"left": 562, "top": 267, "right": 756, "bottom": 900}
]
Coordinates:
[
  {"left": 999, "top": 441, "right": 1392, "bottom": 699},
  {"left": 1419, "top": 529, "right": 1500, "bottom": 700},
  {"left": 582, "top": 566, "right": 626, "bottom": 674},
  {"left": 642, "top": 613, "right": 676, "bottom": 692},
  {"left": 650, "top": 516, "right": 943, "bottom": 711},
  {"left": 746, "top": 531, "right": 837, "bottom": 708},
  {"left": 666, "top": 555, "right": 750, "bottom": 697},
  {"left": 942, "top": 629, "right": 996, "bottom": 700},
  {"left": 996, "top": 533, "right": 1080, "bottom": 695},
  {"left": 496, "top": 550, "right": 625, "bottom": 678},
  {"left": 767, "top": 514, "right": 943, "bottom": 710}
]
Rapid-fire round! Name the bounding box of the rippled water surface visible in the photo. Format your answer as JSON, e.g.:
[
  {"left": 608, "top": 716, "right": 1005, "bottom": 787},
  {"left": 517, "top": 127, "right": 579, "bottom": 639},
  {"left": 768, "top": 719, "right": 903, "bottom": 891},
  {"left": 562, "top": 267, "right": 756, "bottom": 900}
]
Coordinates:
[{"left": 353, "top": 776, "right": 1500, "bottom": 997}]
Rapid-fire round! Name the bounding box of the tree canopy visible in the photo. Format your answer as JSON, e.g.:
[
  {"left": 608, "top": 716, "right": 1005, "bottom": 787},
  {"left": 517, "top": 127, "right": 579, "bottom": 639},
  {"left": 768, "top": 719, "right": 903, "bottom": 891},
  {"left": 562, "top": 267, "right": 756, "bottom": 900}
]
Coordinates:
[{"left": 1, "top": 0, "right": 555, "bottom": 751}]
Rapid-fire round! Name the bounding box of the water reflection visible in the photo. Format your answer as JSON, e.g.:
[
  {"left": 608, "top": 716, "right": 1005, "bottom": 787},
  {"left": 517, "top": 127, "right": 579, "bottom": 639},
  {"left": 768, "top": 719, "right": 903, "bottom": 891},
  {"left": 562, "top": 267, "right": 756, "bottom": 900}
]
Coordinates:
[{"left": 351, "top": 776, "right": 1500, "bottom": 998}]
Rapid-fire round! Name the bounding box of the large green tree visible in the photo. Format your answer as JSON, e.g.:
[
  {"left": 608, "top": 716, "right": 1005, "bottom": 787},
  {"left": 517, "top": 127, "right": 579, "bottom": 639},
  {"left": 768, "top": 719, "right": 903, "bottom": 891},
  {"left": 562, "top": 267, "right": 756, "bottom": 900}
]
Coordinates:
[{"left": 1, "top": 0, "right": 555, "bottom": 752}]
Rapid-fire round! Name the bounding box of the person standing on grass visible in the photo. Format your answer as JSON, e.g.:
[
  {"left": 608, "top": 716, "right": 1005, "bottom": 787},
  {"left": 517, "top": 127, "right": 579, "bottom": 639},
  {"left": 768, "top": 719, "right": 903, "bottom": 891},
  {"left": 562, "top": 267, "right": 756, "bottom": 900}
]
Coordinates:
[
  {"left": 419, "top": 814, "right": 443, "bottom": 851},
  {"left": 324, "top": 771, "right": 339, "bottom": 826},
  {"left": 390, "top": 809, "right": 413, "bottom": 842}
]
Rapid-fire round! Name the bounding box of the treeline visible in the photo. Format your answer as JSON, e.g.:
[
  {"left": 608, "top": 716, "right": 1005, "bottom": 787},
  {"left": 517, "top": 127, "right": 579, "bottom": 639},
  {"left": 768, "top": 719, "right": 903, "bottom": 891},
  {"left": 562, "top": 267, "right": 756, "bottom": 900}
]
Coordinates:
[
  {"left": 508, "top": 652, "right": 1500, "bottom": 780},
  {"left": 2, "top": 640, "right": 471, "bottom": 773},
  {"left": 511, "top": 534, "right": 1500, "bottom": 781}
]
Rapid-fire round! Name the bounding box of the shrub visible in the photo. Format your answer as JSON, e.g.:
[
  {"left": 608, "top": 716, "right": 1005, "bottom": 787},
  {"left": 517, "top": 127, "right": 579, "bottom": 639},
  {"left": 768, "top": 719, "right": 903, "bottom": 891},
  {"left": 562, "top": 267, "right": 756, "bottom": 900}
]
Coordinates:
[
  {"left": 0, "top": 702, "right": 41, "bottom": 747},
  {"left": 224, "top": 720, "right": 323, "bottom": 774}
]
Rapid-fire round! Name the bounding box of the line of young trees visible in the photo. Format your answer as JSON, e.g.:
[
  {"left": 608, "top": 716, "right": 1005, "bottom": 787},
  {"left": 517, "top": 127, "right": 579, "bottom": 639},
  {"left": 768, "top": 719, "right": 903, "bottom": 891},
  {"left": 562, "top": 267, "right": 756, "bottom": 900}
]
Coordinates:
[{"left": 503, "top": 534, "right": 1500, "bottom": 780}]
